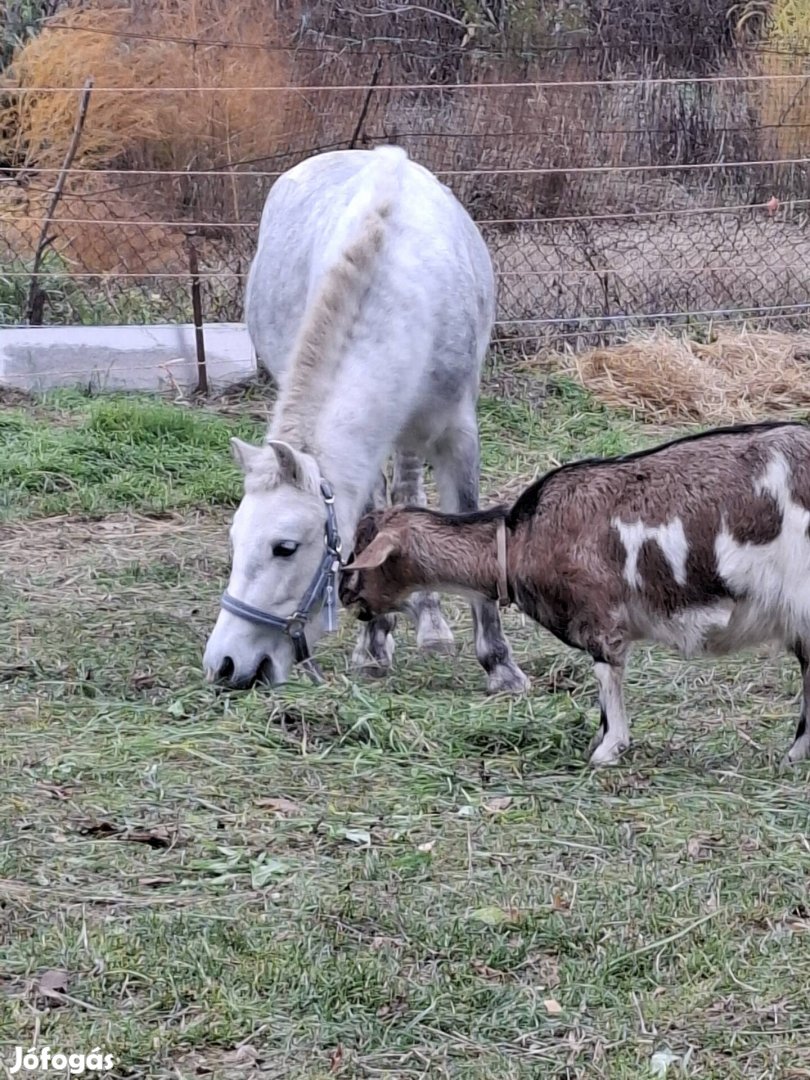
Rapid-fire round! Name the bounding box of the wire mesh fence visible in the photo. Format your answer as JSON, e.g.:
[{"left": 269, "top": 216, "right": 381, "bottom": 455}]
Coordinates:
[{"left": 2, "top": 14, "right": 810, "bottom": 349}]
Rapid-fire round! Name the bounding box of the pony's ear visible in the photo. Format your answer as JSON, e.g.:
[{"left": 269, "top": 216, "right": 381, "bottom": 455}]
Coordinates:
[
  {"left": 230, "top": 437, "right": 264, "bottom": 473},
  {"left": 266, "top": 440, "right": 320, "bottom": 492},
  {"left": 344, "top": 531, "right": 399, "bottom": 571}
]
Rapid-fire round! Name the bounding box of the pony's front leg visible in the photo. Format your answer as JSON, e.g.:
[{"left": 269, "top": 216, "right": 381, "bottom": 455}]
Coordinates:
[
  {"left": 392, "top": 451, "right": 455, "bottom": 655},
  {"left": 432, "top": 421, "right": 529, "bottom": 695},
  {"left": 349, "top": 469, "right": 398, "bottom": 677}
]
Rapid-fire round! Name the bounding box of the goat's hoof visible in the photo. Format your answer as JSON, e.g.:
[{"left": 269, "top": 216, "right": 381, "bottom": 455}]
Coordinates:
[
  {"left": 486, "top": 663, "right": 530, "bottom": 696},
  {"left": 589, "top": 740, "right": 629, "bottom": 767}
]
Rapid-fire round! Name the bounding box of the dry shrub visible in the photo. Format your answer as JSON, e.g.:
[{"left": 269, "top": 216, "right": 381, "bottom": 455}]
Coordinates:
[
  {"left": 0, "top": 0, "right": 291, "bottom": 176},
  {"left": 0, "top": 0, "right": 299, "bottom": 275},
  {"left": 566, "top": 328, "right": 810, "bottom": 422}
]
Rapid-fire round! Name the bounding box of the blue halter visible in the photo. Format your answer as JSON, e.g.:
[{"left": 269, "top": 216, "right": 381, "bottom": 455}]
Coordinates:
[{"left": 218, "top": 479, "right": 342, "bottom": 683}]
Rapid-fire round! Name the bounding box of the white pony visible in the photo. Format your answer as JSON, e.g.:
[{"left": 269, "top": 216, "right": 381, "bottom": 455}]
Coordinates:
[{"left": 203, "top": 146, "right": 528, "bottom": 693}]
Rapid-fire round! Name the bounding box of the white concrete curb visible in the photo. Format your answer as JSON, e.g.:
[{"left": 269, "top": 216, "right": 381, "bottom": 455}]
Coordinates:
[{"left": 0, "top": 323, "right": 257, "bottom": 392}]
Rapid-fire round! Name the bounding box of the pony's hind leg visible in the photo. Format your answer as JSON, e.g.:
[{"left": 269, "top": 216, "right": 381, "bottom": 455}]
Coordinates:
[
  {"left": 393, "top": 451, "right": 455, "bottom": 655},
  {"left": 431, "top": 420, "right": 529, "bottom": 695},
  {"left": 351, "top": 469, "right": 397, "bottom": 677},
  {"left": 783, "top": 640, "right": 810, "bottom": 764}
]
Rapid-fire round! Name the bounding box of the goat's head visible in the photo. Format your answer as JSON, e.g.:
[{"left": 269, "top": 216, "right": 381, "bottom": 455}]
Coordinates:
[
  {"left": 203, "top": 437, "right": 335, "bottom": 688},
  {"left": 339, "top": 508, "right": 414, "bottom": 619}
]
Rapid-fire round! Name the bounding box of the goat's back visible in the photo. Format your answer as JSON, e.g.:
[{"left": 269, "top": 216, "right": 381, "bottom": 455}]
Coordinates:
[{"left": 512, "top": 422, "right": 810, "bottom": 653}]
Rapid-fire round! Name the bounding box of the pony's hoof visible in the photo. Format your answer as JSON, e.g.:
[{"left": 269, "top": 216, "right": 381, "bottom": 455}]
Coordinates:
[
  {"left": 356, "top": 662, "right": 391, "bottom": 680},
  {"left": 589, "top": 740, "right": 629, "bottom": 767},
  {"left": 419, "top": 636, "right": 456, "bottom": 657},
  {"left": 486, "top": 663, "right": 530, "bottom": 695}
]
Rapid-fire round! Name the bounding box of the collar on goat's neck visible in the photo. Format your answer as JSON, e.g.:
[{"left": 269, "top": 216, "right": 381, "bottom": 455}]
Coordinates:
[{"left": 496, "top": 517, "right": 510, "bottom": 608}]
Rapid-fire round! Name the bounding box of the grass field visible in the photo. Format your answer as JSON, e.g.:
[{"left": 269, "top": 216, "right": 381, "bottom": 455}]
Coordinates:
[{"left": 3, "top": 368, "right": 810, "bottom": 1079}]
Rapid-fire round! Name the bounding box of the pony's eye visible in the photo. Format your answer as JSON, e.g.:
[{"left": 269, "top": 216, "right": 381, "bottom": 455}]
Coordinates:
[{"left": 272, "top": 541, "right": 299, "bottom": 558}]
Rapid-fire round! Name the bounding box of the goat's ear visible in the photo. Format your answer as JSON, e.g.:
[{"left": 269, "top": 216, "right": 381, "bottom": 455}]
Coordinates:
[
  {"left": 344, "top": 531, "right": 399, "bottom": 571},
  {"left": 230, "top": 437, "right": 264, "bottom": 473}
]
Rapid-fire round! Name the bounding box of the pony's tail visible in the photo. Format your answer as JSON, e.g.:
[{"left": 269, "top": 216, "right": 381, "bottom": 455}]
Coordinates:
[{"left": 272, "top": 147, "right": 407, "bottom": 447}]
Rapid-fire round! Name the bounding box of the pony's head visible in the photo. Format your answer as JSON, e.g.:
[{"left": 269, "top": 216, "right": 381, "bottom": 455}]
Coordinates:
[{"left": 203, "top": 437, "right": 337, "bottom": 687}]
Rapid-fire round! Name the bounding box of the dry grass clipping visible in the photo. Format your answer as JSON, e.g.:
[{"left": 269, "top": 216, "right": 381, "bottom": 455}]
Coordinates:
[{"left": 566, "top": 328, "right": 810, "bottom": 423}]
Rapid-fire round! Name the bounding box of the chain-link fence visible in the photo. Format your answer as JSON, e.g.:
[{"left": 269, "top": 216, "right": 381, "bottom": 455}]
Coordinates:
[{"left": 2, "top": 14, "right": 810, "bottom": 349}]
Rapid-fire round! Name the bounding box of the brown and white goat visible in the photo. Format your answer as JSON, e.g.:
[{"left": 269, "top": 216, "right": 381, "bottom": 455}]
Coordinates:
[{"left": 339, "top": 422, "right": 810, "bottom": 766}]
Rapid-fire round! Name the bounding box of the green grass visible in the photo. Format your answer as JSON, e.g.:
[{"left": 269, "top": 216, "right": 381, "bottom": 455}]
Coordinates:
[
  {"left": 2, "top": 374, "right": 810, "bottom": 1078},
  {"left": 0, "top": 390, "right": 263, "bottom": 521}
]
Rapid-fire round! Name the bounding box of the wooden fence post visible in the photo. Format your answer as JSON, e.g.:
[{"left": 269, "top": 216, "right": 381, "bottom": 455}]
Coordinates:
[{"left": 186, "top": 232, "right": 208, "bottom": 396}]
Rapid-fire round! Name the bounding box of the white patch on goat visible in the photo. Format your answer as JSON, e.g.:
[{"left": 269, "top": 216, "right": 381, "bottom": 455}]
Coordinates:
[
  {"left": 621, "top": 597, "right": 735, "bottom": 657},
  {"left": 715, "top": 452, "right": 810, "bottom": 635},
  {"left": 613, "top": 516, "right": 689, "bottom": 589}
]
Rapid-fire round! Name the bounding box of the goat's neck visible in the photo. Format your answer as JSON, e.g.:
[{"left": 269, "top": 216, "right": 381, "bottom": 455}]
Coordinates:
[{"left": 410, "top": 517, "right": 506, "bottom": 601}]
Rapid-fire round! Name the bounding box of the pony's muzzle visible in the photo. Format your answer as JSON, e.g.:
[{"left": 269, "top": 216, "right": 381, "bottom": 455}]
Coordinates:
[{"left": 205, "top": 654, "right": 275, "bottom": 688}]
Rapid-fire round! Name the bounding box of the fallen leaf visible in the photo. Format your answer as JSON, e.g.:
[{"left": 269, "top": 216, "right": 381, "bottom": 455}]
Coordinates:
[
  {"left": 77, "top": 820, "right": 117, "bottom": 838},
  {"left": 551, "top": 892, "right": 571, "bottom": 912},
  {"left": 123, "top": 827, "right": 174, "bottom": 850},
  {"left": 256, "top": 796, "right": 301, "bottom": 816},
  {"left": 376, "top": 996, "right": 408, "bottom": 1019},
  {"left": 650, "top": 1049, "right": 680, "bottom": 1076},
  {"left": 37, "top": 969, "right": 69, "bottom": 999},
  {"left": 483, "top": 796, "right": 513, "bottom": 813},
  {"left": 329, "top": 1044, "right": 343, "bottom": 1073},
  {"left": 470, "top": 905, "right": 521, "bottom": 926},
  {"left": 472, "top": 960, "right": 504, "bottom": 980},
  {"left": 223, "top": 1045, "right": 258, "bottom": 1068},
  {"left": 686, "top": 835, "right": 714, "bottom": 861},
  {"left": 544, "top": 998, "right": 563, "bottom": 1015},
  {"left": 76, "top": 821, "right": 174, "bottom": 849},
  {"left": 343, "top": 828, "right": 371, "bottom": 846},
  {"left": 36, "top": 783, "right": 75, "bottom": 801}
]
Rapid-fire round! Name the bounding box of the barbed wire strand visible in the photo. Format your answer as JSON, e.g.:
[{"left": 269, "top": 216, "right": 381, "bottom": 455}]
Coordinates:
[
  {"left": 11, "top": 71, "right": 810, "bottom": 92},
  {"left": 3, "top": 198, "right": 807, "bottom": 231},
  {"left": 5, "top": 156, "right": 810, "bottom": 179},
  {"left": 0, "top": 265, "right": 804, "bottom": 280},
  {"left": 39, "top": 21, "right": 810, "bottom": 59}
]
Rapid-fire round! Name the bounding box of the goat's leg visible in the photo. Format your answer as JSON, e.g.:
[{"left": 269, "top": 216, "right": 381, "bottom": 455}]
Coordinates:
[
  {"left": 351, "top": 470, "right": 397, "bottom": 677},
  {"left": 392, "top": 450, "right": 455, "bottom": 655},
  {"left": 589, "top": 661, "right": 631, "bottom": 766},
  {"left": 783, "top": 640, "right": 810, "bottom": 764},
  {"left": 431, "top": 423, "right": 529, "bottom": 695}
]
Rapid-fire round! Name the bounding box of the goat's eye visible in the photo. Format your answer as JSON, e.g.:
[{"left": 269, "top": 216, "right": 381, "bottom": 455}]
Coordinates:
[{"left": 272, "top": 541, "right": 299, "bottom": 558}]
